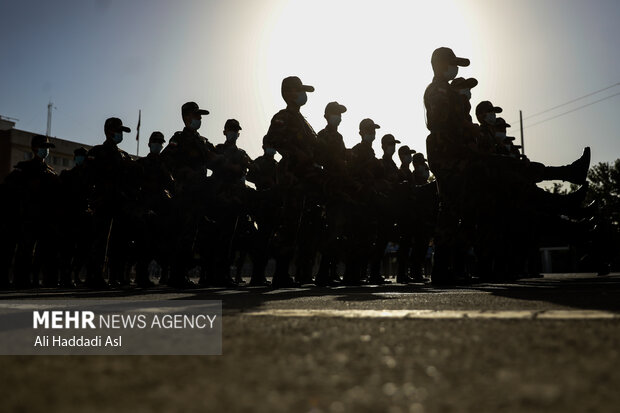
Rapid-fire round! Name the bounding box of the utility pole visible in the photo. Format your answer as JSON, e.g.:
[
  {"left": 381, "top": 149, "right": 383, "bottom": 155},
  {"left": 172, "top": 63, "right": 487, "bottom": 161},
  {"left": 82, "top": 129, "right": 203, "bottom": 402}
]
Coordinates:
[
  {"left": 519, "top": 110, "right": 524, "bottom": 155},
  {"left": 46, "top": 101, "right": 55, "bottom": 137},
  {"left": 136, "top": 109, "right": 141, "bottom": 157}
]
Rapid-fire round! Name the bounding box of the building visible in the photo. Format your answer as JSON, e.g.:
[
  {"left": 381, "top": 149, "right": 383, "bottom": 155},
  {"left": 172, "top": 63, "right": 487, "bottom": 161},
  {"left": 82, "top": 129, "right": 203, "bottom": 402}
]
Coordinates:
[{"left": 0, "top": 116, "right": 92, "bottom": 182}]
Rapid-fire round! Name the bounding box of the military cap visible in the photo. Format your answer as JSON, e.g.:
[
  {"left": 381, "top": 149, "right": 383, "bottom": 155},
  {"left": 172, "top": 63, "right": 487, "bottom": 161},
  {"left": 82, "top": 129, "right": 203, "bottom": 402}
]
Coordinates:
[
  {"left": 476, "top": 101, "right": 503, "bottom": 116},
  {"left": 451, "top": 77, "right": 478, "bottom": 90},
  {"left": 359, "top": 118, "right": 380, "bottom": 131},
  {"left": 149, "top": 131, "right": 165, "bottom": 144},
  {"left": 281, "top": 76, "right": 315, "bottom": 94},
  {"left": 431, "top": 47, "right": 470, "bottom": 68},
  {"left": 412, "top": 152, "right": 428, "bottom": 164},
  {"left": 182, "top": 101, "right": 209, "bottom": 116},
  {"left": 495, "top": 117, "right": 511, "bottom": 130},
  {"left": 224, "top": 119, "right": 242, "bottom": 131},
  {"left": 381, "top": 134, "right": 401, "bottom": 145},
  {"left": 504, "top": 136, "right": 516, "bottom": 142},
  {"left": 104, "top": 117, "right": 131, "bottom": 133},
  {"left": 398, "top": 145, "right": 416, "bottom": 156},
  {"left": 325, "top": 101, "right": 347, "bottom": 115},
  {"left": 73, "top": 146, "right": 88, "bottom": 156},
  {"left": 31, "top": 134, "right": 55, "bottom": 149}
]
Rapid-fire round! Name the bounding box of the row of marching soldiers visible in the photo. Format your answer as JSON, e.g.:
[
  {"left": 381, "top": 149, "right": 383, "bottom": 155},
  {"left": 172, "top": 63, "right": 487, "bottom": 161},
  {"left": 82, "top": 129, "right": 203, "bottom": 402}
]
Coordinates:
[
  {"left": 424, "top": 47, "right": 594, "bottom": 284},
  {"left": 0, "top": 89, "right": 439, "bottom": 290}
]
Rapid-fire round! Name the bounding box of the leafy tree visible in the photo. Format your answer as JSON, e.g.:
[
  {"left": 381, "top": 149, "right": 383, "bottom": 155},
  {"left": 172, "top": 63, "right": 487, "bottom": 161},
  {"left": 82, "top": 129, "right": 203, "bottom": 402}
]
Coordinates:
[{"left": 587, "top": 159, "right": 620, "bottom": 228}]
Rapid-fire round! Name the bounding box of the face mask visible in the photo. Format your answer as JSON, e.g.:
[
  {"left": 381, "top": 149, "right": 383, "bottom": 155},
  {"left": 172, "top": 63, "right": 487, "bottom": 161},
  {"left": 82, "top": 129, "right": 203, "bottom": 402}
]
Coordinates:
[
  {"left": 190, "top": 118, "right": 201, "bottom": 130},
  {"left": 112, "top": 132, "right": 123, "bottom": 144},
  {"left": 295, "top": 91, "right": 308, "bottom": 106},
  {"left": 150, "top": 143, "right": 163, "bottom": 155},
  {"left": 484, "top": 112, "right": 496, "bottom": 125},
  {"left": 36, "top": 148, "right": 49, "bottom": 159},
  {"left": 362, "top": 133, "right": 374, "bottom": 143},
  {"left": 384, "top": 145, "right": 395, "bottom": 156},
  {"left": 74, "top": 155, "right": 85, "bottom": 166},
  {"left": 327, "top": 115, "right": 341, "bottom": 127},
  {"left": 459, "top": 89, "right": 472, "bottom": 99},
  {"left": 226, "top": 131, "right": 240, "bottom": 143},
  {"left": 265, "top": 147, "right": 276, "bottom": 156},
  {"left": 444, "top": 65, "right": 458, "bottom": 80}
]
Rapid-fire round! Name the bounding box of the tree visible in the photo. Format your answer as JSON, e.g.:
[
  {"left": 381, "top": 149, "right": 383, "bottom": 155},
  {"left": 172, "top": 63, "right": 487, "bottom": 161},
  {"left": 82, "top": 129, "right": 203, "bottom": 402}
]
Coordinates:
[{"left": 587, "top": 159, "right": 620, "bottom": 228}]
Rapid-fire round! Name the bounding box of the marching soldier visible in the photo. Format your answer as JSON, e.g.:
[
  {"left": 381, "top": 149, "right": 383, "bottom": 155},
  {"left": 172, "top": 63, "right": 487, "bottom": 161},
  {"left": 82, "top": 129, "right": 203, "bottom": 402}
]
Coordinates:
[
  {"left": 4, "top": 135, "right": 62, "bottom": 288},
  {"left": 85, "top": 118, "right": 139, "bottom": 288},
  {"left": 263, "top": 76, "right": 319, "bottom": 288},
  {"left": 58, "top": 147, "right": 93, "bottom": 287},
  {"left": 135, "top": 131, "right": 175, "bottom": 287}
]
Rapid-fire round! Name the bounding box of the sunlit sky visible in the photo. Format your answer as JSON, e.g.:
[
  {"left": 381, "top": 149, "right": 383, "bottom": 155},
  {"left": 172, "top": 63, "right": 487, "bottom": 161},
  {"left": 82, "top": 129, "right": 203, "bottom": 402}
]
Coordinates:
[{"left": 1, "top": 0, "right": 618, "bottom": 168}]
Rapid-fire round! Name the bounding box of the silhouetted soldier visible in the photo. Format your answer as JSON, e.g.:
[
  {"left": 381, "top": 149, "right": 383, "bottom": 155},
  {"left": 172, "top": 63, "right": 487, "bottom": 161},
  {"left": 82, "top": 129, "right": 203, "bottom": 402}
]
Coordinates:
[
  {"left": 315, "top": 101, "right": 350, "bottom": 286},
  {"left": 212, "top": 119, "right": 254, "bottom": 287},
  {"left": 4, "top": 135, "right": 61, "bottom": 288},
  {"left": 346, "top": 118, "right": 389, "bottom": 284},
  {"left": 424, "top": 47, "right": 476, "bottom": 284},
  {"left": 264, "top": 76, "right": 318, "bottom": 288},
  {"left": 58, "top": 147, "right": 93, "bottom": 287},
  {"left": 135, "top": 131, "right": 175, "bottom": 287},
  {"left": 85, "top": 118, "right": 139, "bottom": 288},
  {"left": 161, "top": 101, "right": 219, "bottom": 288},
  {"left": 246, "top": 136, "right": 280, "bottom": 286}
]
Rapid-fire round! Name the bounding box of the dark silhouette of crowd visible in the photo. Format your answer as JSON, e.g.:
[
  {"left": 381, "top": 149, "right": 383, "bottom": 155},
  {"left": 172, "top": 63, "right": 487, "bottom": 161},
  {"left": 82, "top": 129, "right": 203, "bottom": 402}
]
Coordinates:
[{"left": 0, "top": 47, "right": 597, "bottom": 290}]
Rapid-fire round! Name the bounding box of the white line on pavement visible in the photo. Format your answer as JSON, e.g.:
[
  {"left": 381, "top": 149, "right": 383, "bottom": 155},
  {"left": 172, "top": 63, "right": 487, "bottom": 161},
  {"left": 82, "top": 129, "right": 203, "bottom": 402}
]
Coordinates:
[{"left": 243, "top": 309, "right": 620, "bottom": 320}]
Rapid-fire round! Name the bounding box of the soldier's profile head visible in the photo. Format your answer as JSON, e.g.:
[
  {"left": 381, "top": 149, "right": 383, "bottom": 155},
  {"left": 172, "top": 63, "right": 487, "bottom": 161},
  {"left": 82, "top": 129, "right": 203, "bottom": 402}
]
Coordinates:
[
  {"left": 262, "top": 135, "right": 277, "bottom": 156},
  {"left": 475, "top": 101, "right": 502, "bottom": 125},
  {"left": 31, "top": 134, "right": 55, "bottom": 160},
  {"left": 431, "top": 47, "right": 470, "bottom": 80},
  {"left": 104, "top": 117, "right": 130, "bottom": 144},
  {"left": 398, "top": 145, "right": 415, "bottom": 163},
  {"left": 359, "top": 118, "right": 380, "bottom": 142},
  {"left": 73, "top": 146, "right": 87, "bottom": 165},
  {"left": 412, "top": 152, "right": 427, "bottom": 165},
  {"left": 324, "top": 102, "right": 347, "bottom": 127},
  {"left": 148, "top": 132, "right": 165, "bottom": 155},
  {"left": 182, "top": 102, "right": 209, "bottom": 130},
  {"left": 223, "top": 119, "right": 242, "bottom": 143},
  {"left": 451, "top": 77, "right": 478, "bottom": 100},
  {"left": 381, "top": 134, "right": 400, "bottom": 156},
  {"left": 281, "top": 76, "right": 314, "bottom": 107}
]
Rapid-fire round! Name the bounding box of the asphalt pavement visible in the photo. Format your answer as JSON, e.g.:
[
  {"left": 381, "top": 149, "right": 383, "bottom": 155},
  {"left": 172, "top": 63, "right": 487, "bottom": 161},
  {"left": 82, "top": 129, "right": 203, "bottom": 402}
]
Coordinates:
[{"left": 1, "top": 273, "right": 619, "bottom": 413}]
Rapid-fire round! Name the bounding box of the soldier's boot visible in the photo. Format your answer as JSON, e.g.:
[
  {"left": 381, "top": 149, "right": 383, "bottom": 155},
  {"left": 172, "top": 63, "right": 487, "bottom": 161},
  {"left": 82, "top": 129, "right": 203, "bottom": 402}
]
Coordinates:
[
  {"left": 315, "top": 255, "right": 340, "bottom": 286},
  {"left": 368, "top": 258, "right": 391, "bottom": 285},
  {"left": 135, "top": 260, "right": 154, "bottom": 288},
  {"left": 249, "top": 255, "right": 270, "bottom": 286},
  {"left": 538, "top": 183, "right": 589, "bottom": 215},
  {"left": 342, "top": 257, "right": 363, "bottom": 286},
  {"left": 543, "top": 147, "right": 591, "bottom": 185},
  {"left": 271, "top": 256, "right": 299, "bottom": 289}
]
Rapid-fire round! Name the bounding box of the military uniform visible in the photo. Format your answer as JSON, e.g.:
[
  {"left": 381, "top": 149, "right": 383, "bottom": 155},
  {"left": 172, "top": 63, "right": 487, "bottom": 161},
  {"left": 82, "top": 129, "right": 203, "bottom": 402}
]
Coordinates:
[
  {"left": 85, "top": 118, "right": 138, "bottom": 288},
  {"left": 262, "top": 76, "right": 319, "bottom": 287},
  {"left": 58, "top": 147, "right": 93, "bottom": 287},
  {"left": 135, "top": 132, "right": 175, "bottom": 287},
  {"left": 4, "top": 136, "right": 61, "bottom": 288}
]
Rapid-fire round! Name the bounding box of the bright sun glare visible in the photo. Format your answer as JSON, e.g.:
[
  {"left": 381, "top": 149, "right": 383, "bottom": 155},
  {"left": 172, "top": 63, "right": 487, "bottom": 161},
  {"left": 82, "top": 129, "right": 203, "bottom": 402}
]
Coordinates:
[{"left": 256, "top": 0, "right": 474, "bottom": 154}]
